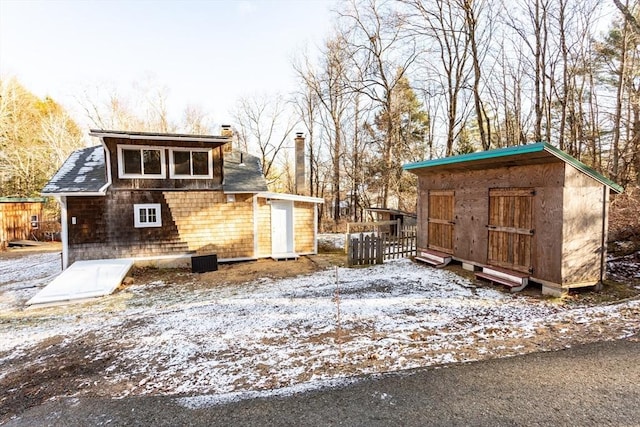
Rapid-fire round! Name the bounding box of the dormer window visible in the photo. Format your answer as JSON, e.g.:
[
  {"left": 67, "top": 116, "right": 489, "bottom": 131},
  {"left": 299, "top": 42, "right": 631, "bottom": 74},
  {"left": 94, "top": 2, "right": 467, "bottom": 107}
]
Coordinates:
[
  {"left": 169, "top": 148, "right": 213, "bottom": 179},
  {"left": 118, "top": 145, "right": 166, "bottom": 178}
]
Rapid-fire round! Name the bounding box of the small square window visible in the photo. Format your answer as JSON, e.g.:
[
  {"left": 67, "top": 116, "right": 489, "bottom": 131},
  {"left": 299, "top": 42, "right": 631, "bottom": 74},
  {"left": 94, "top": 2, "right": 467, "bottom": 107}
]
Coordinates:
[{"left": 134, "top": 204, "right": 162, "bottom": 228}]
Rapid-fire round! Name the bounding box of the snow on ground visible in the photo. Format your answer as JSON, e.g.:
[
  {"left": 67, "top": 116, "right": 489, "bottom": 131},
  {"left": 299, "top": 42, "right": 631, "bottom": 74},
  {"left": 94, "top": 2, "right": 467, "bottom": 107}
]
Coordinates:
[
  {"left": 1, "top": 253, "right": 639, "bottom": 407},
  {"left": 318, "top": 233, "right": 345, "bottom": 250},
  {"left": 0, "top": 253, "right": 61, "bottom": 312}
]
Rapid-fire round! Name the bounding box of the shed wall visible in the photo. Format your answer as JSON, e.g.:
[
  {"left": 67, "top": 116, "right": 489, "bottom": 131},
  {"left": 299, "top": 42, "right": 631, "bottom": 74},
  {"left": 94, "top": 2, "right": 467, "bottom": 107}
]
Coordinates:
[
  {"left": 417, "top": 162, "right": 565, "bottom": 283},
  {"left": 561, "top": 167, "right": 607, "bottom": 285},
  {"left": 0, "top": 202, "right": 43, "bottom": 247}
]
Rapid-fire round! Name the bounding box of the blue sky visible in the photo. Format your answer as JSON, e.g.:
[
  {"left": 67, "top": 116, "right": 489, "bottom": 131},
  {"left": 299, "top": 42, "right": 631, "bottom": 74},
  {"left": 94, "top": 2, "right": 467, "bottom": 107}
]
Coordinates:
[{"left": 0, "top": 0, "right": 336, "bottom": 128}]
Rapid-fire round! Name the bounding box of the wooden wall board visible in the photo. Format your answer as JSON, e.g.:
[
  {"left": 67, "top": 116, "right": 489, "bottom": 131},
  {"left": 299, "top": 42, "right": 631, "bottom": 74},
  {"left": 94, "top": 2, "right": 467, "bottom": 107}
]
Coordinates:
[
  {"left": 416, "top": 162, "right": 565, "bottom": 281},
  {"left": 561, "top": 167, "right": 606, "bottom": 284}
]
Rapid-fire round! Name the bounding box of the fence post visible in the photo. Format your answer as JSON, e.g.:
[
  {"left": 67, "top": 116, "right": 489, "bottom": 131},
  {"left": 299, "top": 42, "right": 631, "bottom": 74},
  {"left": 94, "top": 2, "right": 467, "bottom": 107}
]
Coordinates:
[{"left": 376, "top": 235, "right": 383, "bottom": 264}]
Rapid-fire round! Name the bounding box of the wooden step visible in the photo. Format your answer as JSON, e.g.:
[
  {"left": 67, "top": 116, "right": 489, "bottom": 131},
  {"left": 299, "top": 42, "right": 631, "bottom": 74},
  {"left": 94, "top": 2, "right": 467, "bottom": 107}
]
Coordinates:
[
  {"left": 272, "top": 253, "right": 299, "bottom": 261},
  {"left": 415, "top": 249, "right": 452, "bottom": 268},
  {"left": 475, "top": 267, "right": 529, "bottom": 293}
]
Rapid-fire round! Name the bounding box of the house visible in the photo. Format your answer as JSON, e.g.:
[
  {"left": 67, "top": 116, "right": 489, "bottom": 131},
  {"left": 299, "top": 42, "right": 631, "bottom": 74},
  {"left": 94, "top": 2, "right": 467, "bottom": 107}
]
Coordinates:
[
  {"left": 42, "top": 129, "right": 323, "bottom": 269},
  {"left": 403, "top": 142, "right": 623, "bottom": 296},
  {"left": 0, "top": 197, "right": 45, "bottom": 248}
]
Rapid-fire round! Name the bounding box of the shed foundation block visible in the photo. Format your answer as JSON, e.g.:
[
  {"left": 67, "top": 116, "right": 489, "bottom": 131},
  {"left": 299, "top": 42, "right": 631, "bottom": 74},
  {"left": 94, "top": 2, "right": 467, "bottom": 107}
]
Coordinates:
[
  {"left": 462, "top": 262, "right": 477, "bottom": 272},
  {"left": 542, "top": 284, "right": 565, "bottom": 297}
]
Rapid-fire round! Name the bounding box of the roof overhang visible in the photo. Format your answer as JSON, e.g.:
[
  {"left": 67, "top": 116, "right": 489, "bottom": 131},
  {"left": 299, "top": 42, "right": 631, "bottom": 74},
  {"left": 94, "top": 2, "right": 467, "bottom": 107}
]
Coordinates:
[
  {"left": 41, "top": 191, "right": 107, "bottom": 197},
  {"left": 0, "top": 197, "right": 46, "bottom": 203},
  {"left": 89, "top": 129, "right": 230, "bottom": 144},
  {"left": 403, "top": 142, "right": 623, "bottom": 194},
  {"left": 257, "top": 192, "right": 324, "bottom": 204}
]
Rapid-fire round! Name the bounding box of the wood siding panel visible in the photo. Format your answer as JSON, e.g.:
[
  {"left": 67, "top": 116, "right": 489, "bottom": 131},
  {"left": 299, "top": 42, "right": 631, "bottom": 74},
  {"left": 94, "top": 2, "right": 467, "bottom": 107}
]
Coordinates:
[
  {"left": 294, "top": 202, "right": 315, "bottom": 253},
  {"left": 416, "top": 162, "right": 565, "bottom": 282},
  {"left": 561, "top": 167, "right": 606, "bottom": 284}
]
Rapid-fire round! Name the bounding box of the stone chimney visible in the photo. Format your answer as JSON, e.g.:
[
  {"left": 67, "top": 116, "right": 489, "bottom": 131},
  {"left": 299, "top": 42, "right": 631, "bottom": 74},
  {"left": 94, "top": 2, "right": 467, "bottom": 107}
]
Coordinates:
[{"left": 294, "top": 132, "right": 307, "bottom": 195}]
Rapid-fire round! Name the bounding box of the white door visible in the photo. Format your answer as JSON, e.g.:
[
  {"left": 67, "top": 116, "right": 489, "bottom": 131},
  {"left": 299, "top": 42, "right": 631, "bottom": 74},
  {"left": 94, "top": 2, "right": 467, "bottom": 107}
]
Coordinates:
[{"left": 271, "top": 200, "right": 294, "bottom": 255}]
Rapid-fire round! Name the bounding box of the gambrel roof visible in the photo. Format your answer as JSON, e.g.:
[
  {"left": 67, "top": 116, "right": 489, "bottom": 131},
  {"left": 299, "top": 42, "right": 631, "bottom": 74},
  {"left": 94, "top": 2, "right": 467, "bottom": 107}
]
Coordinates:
[{"left": 42, "top": 145, "right": 268, "bottom": 196}]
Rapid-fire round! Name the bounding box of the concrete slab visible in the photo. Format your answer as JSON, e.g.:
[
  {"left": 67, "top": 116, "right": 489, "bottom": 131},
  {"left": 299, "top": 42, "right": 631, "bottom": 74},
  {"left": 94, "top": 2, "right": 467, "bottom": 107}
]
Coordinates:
[{"left": 26, "top": 259, "right": 133, "bottom": 306}]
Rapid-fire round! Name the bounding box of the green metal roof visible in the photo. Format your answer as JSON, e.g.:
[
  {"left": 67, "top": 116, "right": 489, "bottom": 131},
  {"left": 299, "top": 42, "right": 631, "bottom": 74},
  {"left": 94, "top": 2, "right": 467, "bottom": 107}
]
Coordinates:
[
  {"left": 403, "top": 142, "right": 623, "bottom": 193},
  {"left": 0, "top": 197, "right": 46, "bottom": 203}
]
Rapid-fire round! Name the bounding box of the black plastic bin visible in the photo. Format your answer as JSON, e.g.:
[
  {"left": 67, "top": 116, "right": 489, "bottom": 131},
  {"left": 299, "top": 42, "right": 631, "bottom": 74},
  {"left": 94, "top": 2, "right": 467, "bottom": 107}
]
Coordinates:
[{"left": 192, "top": 254, "right": 218, "bottom": 273}]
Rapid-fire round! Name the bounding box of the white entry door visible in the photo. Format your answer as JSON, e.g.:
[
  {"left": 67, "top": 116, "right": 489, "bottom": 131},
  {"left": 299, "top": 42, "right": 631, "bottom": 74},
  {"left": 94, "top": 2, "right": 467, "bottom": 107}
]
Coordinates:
[{"left": 271, "top": 200, "right": 294, "bottom": 255}]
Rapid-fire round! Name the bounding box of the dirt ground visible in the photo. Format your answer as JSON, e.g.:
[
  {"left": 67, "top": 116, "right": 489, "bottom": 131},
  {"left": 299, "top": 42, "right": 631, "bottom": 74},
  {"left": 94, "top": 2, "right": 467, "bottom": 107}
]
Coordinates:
[
  {"left": 130, "top": 252, "right": 347, "bottom": 289},
  {"left": 1, "top": 243, "right": 640, "bottom": 423}
]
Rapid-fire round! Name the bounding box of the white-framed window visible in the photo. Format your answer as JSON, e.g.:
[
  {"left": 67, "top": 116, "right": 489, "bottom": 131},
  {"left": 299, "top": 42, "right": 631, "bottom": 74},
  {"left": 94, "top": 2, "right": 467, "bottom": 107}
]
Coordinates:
[
  {"left": 118, "top": 145, "right": 166, "bottom": 179},
  {"left": 169, "top": 148, "right": 213, "bottom": 179},
  {"left": 134, "top": 203, "right": 162, "bottom": 228}
]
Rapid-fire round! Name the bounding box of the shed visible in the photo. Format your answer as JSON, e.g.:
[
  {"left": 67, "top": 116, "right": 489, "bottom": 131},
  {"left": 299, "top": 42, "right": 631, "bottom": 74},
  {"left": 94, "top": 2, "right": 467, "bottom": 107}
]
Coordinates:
[
  {"left": 403, "top": 143, "right": 623, "bottom": 296},
  {"left": 0, "top": 197, "right": 45, "bottom": 248},
  {"left": 364, "top": 207, "right": 417, "bottom": 236}
]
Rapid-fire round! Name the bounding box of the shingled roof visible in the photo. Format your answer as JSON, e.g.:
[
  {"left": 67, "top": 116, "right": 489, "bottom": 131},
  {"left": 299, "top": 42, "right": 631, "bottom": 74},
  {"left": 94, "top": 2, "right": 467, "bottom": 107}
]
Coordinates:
[
  {"left": 222, "top": 151, "right": 268, "bottom": 193},
  {"left": 42, "top": 146, "right": 108, "bottom": 195},
  {"left": 41, "top": 146, "right": 268, "bottom": 196}
]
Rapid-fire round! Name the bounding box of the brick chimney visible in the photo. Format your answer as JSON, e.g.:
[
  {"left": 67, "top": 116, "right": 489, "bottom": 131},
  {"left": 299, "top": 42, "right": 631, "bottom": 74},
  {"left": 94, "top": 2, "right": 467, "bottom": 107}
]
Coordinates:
[
  {"left": 294, "top": 132, "right": 307, "bottom": 195},
  {"left": 221, "top": 125, "right": 233, "bottom": 152},
  {"left": 221, "top": 124, "right": 233, "bottom": 137}
]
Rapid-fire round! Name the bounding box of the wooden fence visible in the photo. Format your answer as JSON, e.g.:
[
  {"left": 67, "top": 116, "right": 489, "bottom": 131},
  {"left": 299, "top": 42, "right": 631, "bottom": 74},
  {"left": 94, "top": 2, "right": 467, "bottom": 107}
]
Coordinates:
[{"left": 347, "top": 225, "right": 417, "bottom": 266}]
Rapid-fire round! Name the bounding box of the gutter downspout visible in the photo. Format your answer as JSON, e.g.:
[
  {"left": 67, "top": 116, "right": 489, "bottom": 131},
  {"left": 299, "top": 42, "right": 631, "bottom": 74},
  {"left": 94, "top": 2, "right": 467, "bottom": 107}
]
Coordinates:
[
  {"left": 98, "top": 137, "right": 113, "bottom": 189},
  {"left": 598, "top": 184, "right": 607, "bottom": 291},
  {"left": 59, "top": 196, "right": 69, "bottom": 270}
]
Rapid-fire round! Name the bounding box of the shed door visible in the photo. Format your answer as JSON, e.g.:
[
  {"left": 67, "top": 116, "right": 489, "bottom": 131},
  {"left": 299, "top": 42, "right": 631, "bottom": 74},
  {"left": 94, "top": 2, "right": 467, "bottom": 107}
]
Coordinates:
[
  {"left": 271, "top": 200, "right": 294, "bottom": 255},
  {"left": 427, "top": 190, "right": 455, "bottom": 254},
  {"left": 487, "top": 188, "right": 534, "bottom": 273}
]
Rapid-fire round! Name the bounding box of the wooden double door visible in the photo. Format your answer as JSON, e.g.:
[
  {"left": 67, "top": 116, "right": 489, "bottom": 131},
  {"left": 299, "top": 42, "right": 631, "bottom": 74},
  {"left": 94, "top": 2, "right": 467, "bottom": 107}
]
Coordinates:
[
  {"left": 427, "top": 188, "right": 534, "bottom": 273},
  {"left": 487, "top": 188, "right": 534, "bottom": 273}
]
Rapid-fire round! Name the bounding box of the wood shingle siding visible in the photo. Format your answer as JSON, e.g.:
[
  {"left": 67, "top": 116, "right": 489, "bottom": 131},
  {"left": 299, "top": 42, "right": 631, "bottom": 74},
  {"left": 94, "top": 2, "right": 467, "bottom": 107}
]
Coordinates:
[
  {"left": 294, "top": 202, "right": 315, "bottom": 253},
  {"left": 67, "top": 192, "right": 188, "bottom": 264},
  {"left": 104, "top": 138, "right": 225, "bottom": 191},
  {"left": 256, "top": 198, "right": 272, "bottom": 256},
  {"left": 163, "top": 191, "right": 255, "bottom": 259}
]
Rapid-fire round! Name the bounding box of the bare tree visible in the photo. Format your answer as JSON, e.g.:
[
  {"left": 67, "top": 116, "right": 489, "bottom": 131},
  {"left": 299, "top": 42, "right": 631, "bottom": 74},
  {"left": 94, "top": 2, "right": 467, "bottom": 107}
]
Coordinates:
[
  {"left": 231, "top": 93, "right": 297, "bottom": 187},
  {"left": 459, "top": 0, "right": 493, "bottom": 150},
  {"left": 340, "top": 0, "right": 419, "bottom": 207},
  {"left": 403, "top": 0, "right": 471, "bottom": 155}
]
